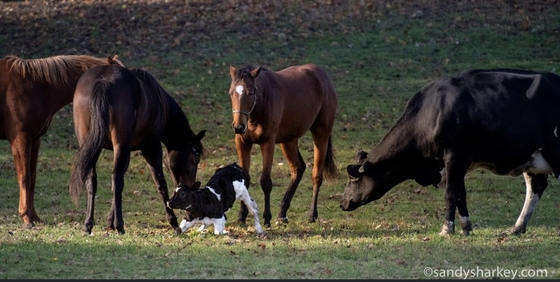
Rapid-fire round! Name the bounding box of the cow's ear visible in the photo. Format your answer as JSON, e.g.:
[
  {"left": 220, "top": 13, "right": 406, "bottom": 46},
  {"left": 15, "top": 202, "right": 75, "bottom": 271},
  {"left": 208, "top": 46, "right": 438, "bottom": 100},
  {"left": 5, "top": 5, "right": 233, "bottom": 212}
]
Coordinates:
[
  {"left": 191, "top": 181, "right": 201, "bottom": 191},
  {"left": 347, "top": 164, "right": 363, "bottom": 179},
  {"left": 353, "top": 150, "right": 368, "bottom": 164}
]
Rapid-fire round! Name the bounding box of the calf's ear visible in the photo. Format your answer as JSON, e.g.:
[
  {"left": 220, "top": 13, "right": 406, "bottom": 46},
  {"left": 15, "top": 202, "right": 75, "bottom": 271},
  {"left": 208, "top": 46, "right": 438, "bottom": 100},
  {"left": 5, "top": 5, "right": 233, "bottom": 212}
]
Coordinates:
[{"left": 190, "top": 181, "right": 201, "bottom": 191}]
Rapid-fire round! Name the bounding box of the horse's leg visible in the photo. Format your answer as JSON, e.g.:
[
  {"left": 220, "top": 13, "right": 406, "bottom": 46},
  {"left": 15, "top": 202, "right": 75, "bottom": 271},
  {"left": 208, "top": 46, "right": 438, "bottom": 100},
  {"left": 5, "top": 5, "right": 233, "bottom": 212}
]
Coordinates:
[
  {"left": 11, "top": 135, "right": 41, "bottom": 228},
  {"left": 106, "top": 145, "right": 131, "bottom": 234},
  {"left": 235, "top": 135, "right": 253, "bottom": 226},
  {"left": 277, "top": 140, "right": 305, "bottom": 223},
  {"left": 84, "top": 167, "right": 98, "bottom": 235},
  {"left": 258, "top": 139, "right": 276, "bottom": 227},
  {"left": 308, "top": 133, "right": 331, "bottom": 223},
  {"left": 141, "top": 143, "right": 179, "bottom": 234},
  {"left": 511, "top": 172, "right": 548, "bottom": 235}
]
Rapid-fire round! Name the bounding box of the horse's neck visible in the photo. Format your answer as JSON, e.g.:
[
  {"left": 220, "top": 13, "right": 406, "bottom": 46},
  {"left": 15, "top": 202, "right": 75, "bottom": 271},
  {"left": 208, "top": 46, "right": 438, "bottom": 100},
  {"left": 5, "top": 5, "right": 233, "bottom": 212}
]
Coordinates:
[{"left": 49, "top": 79, "right": 83, "bottom": 113}]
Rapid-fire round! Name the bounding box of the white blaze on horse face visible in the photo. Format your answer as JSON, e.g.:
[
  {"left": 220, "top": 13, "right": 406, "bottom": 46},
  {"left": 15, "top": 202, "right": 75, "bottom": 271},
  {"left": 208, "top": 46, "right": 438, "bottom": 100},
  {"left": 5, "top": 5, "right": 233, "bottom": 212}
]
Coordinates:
[{"left": 235, "top": 85, "right": 244, "bottom": 95}]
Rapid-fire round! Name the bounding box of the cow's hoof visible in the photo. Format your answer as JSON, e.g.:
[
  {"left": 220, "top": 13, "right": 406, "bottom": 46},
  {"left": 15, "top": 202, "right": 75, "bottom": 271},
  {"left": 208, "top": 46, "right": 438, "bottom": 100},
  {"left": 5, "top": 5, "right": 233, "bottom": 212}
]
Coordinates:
[{"left": 511, "top": 225, "right": 526, "bottom": 235}]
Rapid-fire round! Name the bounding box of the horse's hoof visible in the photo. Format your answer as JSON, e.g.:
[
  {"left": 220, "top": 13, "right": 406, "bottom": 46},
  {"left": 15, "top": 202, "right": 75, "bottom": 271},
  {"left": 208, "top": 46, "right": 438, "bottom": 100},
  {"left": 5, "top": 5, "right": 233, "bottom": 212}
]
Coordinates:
[
  {"left": 275, "top": 217, "right": 289, "bottom": 224},
  {"left": 439, "top": 220, "right": 454, "bottom": 236},
  {"left": 23, "top": 222, "right": 35, "bottom": 229},
  {"left": 174, "top": 227, "right": 182, "bottom": 236}
]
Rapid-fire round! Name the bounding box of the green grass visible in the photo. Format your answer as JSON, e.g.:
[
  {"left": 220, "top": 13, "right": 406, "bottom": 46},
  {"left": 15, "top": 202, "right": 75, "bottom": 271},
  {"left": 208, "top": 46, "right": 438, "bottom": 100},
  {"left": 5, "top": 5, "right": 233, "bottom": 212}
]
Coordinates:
[{"left": 1, "top": 0, "right": 560, "bottom": 279}]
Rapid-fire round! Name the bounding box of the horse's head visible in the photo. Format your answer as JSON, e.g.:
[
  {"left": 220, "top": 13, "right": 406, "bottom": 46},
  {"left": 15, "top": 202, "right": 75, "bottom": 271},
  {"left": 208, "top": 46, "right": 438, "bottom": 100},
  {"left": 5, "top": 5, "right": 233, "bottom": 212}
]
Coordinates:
[
  {"left": 167, "top": 130, "right": 206, "bottom": 187},
  {"left": 229, "top": 64, "right": 262, "bottom": 134}
]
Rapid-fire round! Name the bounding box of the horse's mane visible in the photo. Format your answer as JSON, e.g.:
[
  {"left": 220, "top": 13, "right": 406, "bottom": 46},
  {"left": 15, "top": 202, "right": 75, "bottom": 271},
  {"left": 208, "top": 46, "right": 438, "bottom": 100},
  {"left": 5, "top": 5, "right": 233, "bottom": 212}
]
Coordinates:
[
  {"left": 236, "top": 64, "right": 271, "bottom": 79},
  {"left": 130, "top": 68, "right": 205, "bottom": 156},
  {"left": 4, "top": 54, "right": 115, "bottom": 85},
  {"left": 130, "top": 68, "right": 170, "bottom": 101}
]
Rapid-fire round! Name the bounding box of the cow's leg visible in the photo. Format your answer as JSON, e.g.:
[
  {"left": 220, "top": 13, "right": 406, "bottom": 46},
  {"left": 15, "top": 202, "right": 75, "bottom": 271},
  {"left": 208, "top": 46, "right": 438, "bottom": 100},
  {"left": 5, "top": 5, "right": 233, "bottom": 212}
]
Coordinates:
[
  {"left": 238, "top": 191, "right": 263, "bottom": 234},
  {"left": 213, "top": 216, "right": 228, "bottom": 235},
  {"left": 83, "top": 167, "right": 97, "bottom": 235},
  {"left": 235, "top": 135, "right": 253, "bottom": 225},
  {"left": 440, "top": 150, "right": 471, "bottom": 236},
  {"left": 179, "top": 219, "right": 196, "bottom": 233},
  {"left": 141, "top": 143, "right": 180, "bottom": 234},
  {"left": 277, "top": 140, "right": 305, "bottom": 224},
  {"left": 511, "top": 172, "right": 548, "bottom": 235},
  {"left": 11, "top": 136, "right": 42, "bottom": 228}
]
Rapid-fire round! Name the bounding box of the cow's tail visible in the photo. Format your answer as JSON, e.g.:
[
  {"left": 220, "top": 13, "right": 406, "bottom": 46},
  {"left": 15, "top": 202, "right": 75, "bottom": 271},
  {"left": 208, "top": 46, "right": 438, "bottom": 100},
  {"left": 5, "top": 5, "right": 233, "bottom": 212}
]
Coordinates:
[
  {"left": 323, "top": 135, "right": 339, "bottom": 183},
  {"left": 69, "top": 82, "right": 110, "bottom": 206}
]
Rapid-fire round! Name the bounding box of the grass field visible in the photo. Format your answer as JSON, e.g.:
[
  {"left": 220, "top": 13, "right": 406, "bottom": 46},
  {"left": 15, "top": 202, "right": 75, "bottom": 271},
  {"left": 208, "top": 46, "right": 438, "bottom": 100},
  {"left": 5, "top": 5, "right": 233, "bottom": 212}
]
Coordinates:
[{"left": 1, "top": 0, "right": 560, "bottom": 279}]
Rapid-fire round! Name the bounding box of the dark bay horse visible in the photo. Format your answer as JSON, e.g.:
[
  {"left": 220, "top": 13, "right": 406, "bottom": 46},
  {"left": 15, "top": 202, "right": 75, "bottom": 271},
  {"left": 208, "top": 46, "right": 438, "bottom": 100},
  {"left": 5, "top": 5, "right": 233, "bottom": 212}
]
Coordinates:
[
  {"left": 69, "top": 64, "right": 206, "bottom": 235},
  {"left": 0, "top": 54, "right": 123, "bottom": 228},
  {"left": 228, "top": 64, "right": 338, "bottom": 227}
]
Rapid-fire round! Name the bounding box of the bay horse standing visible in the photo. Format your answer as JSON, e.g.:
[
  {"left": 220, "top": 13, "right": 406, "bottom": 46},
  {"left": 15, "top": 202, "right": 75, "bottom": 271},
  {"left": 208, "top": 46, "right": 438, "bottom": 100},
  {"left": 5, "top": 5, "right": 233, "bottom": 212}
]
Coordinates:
[
  {"left": 228, "top": 64, "right": 339, "bottom": 227},
  {"left": 0, "top": 54, "right": 123, "bottom": 228},
  {"left": 69, "top": 64, "right": 206, "bottom": 235}
]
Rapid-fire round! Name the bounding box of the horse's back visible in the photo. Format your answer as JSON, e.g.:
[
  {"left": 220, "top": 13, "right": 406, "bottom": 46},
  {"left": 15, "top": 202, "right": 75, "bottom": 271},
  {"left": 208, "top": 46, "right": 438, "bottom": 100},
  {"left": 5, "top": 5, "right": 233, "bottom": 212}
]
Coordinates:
[
  {"left": 73, "top": 64, "right": 141, "bottom": 146},
  {"left": 271, "top": 64, "right": 338, "bottom": 137}
]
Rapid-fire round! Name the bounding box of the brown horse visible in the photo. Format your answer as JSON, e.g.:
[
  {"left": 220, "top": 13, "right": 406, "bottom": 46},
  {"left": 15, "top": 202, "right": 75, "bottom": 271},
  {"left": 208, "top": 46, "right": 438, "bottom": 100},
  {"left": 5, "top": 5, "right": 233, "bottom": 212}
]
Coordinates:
[
  {"left": 70, "top": 64, "right": 205, "bottom": 235},
  {"left": 228, "top": 64, "right": 339, "bottom": 227},
  {"left": 0, "top": 54, "right": 123, "bottom": 228}
]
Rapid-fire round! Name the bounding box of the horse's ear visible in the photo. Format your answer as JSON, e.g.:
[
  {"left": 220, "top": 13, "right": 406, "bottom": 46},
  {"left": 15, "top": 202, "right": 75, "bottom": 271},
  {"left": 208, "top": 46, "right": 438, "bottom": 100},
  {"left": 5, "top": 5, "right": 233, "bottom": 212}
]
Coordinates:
[
  {"left": 251, "top": 66, "right": 262, "bottom": 78},
  {"left": 196, "top": 130, "right": 206, "bottom": 141},
  {"left": 229, "top": 65, "right": 236, "bottom": 78},
  {"left": 110, "top": 55, "right": 124, "bottom": 67}
]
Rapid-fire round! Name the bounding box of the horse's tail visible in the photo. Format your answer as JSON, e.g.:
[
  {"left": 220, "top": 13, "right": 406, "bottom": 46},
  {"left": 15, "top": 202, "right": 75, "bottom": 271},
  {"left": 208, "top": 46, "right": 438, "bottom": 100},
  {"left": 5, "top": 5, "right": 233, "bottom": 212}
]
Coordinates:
[
  {"left": 323, "top": 135, "right": 338, "bottom": 183},
  {"left": 69, "top": 82, "right": 110, "bottom": 206}
]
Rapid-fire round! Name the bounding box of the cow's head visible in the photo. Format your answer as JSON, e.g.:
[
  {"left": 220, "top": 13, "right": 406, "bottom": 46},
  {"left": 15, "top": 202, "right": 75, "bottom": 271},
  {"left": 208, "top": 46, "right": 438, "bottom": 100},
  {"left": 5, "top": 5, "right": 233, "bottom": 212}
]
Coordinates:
[
  {"left": 167, "top": 181, "right": 201, "bottom": 210},
  {"left": 339, "top": 150, "right": 398, "bottom": 211}
]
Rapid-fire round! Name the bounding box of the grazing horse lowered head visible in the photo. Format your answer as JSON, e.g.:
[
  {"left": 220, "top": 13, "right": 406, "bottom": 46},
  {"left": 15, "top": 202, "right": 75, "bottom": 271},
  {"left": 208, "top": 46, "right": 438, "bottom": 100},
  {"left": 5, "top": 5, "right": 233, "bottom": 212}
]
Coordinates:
[
  {"left": 228, "top": 63, "right": 339, "bottom": 227},
  {"left": 0, "top": 53, "right": 123, "bottom": 228},
  {"left": 69, "top": 64, "right": 206, "bottom": 235}
]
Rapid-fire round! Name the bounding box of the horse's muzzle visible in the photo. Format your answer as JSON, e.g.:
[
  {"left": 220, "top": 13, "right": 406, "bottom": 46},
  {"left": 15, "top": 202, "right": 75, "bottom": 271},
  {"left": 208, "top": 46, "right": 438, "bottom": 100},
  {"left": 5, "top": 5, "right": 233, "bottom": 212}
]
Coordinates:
[{"left": 233, "top": 123, "right": 246, "bottom": 134}]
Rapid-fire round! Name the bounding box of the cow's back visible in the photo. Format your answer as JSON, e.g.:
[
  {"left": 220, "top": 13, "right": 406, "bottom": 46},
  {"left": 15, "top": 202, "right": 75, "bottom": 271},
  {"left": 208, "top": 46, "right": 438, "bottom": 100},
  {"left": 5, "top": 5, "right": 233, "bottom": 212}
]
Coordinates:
[{"left": 400, "top": 69, "right": 560, "bottom": 174}]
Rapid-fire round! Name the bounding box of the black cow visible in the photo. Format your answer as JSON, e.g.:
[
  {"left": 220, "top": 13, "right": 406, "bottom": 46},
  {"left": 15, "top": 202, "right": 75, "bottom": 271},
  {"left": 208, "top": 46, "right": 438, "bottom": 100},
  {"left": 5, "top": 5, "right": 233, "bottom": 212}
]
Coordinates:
[
  {"left": 340, "top": 69, "right": 560, "bottom": 236},
  {"left": 167, "top": 163, "right": 263, "bottom": 235}
]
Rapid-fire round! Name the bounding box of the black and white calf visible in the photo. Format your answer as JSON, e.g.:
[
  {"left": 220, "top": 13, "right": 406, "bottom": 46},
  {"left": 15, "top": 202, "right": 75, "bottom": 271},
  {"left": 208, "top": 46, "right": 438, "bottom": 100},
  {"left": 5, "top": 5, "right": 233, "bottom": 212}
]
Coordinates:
[{"left": 167, "top": 163, "right": 263, "bottom": 235}]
